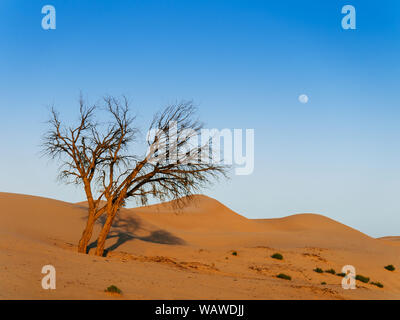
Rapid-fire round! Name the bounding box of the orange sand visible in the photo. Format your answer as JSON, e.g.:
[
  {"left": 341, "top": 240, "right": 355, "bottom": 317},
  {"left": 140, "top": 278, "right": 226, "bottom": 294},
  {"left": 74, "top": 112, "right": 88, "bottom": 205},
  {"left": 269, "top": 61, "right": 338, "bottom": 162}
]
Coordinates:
[{"left": 0, "top": 193, "right": 399, "bottom": 299}]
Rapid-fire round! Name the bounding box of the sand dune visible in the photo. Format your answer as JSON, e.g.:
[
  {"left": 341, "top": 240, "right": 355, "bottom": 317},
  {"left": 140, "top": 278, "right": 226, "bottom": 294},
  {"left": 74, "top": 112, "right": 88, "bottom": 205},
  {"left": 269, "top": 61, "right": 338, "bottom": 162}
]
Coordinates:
[
  {"left": 379, "top": 236, "right": 400, "bottom": 242},
  {"left": 0, "top": 192, "right": 399, "bottom": 299}
]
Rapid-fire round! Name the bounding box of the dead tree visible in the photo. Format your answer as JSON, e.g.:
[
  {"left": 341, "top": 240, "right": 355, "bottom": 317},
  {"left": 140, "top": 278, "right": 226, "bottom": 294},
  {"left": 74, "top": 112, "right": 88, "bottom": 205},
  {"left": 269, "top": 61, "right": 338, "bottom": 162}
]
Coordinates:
[{"left": 42, "top": 95, "right": 227, "bottom": 256}]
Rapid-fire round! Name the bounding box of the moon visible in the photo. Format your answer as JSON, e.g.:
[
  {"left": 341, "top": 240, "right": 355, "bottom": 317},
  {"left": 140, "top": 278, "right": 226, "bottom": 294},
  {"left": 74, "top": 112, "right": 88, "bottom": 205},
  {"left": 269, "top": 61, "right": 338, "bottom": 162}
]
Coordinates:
[{"left": 298, "top": 94, "right": 309, "bottom": 104}]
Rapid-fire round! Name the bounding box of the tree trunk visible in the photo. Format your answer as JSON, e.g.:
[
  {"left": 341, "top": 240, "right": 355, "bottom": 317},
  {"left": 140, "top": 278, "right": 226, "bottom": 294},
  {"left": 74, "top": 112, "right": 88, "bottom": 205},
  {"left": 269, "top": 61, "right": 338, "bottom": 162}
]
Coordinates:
[
  {"left": 95, "top": 213, "right": 115, "bottom": 257},
  {"left": 78, "top": 211, "right": 96, "bottom": 254}
]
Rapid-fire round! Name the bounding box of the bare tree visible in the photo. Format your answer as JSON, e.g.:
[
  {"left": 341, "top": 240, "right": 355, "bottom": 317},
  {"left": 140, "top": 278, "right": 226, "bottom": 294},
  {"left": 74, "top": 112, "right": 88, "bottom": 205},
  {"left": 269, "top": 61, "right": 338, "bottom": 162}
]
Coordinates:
[{"left": 42, "top": 95, "right": 227, "bottom": 256}]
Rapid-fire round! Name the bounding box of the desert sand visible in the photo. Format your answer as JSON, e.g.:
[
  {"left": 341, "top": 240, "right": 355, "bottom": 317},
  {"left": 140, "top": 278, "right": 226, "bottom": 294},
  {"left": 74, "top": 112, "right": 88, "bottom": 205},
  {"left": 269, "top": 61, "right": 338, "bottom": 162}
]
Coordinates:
[{"left": 0, "top": 192, "right": 399, "bottom": 299}]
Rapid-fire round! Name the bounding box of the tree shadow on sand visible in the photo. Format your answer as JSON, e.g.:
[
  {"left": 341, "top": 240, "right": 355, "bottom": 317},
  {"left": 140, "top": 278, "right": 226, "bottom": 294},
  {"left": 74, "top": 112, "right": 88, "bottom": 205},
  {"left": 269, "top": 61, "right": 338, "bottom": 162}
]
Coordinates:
[{"left": 86, "top": 214, "right": 186, "bottom": 256}]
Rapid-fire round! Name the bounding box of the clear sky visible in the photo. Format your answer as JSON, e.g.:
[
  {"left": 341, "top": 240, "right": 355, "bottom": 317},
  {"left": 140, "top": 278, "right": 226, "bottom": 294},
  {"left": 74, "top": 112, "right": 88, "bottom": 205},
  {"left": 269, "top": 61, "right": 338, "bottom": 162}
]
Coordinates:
[{"left": 0, "top": 0, "right": 399, "bottom": 237}]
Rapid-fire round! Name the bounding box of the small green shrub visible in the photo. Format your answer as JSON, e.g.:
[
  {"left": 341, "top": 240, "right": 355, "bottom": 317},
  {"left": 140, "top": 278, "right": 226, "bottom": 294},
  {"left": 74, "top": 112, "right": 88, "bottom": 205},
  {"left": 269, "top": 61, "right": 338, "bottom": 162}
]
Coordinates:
[
  {"left": 105, "top": 285, "right": 122, "bottom": 294},
  {"left": 271, "top": 253, "right": 283, "bottom": 260},
  {"left": 321, "top": 281, "right": 327, "bottom": 285},
  {"left": 276, "top": 273, "right": 291, "bottom": 280},
  {"left": 336, "top": 272, "right": 346, "bottom": 277},
  {"left": 355, "top": 275, "right": 369, "bottom": 283},
  {"left": 313, "top": 267, "right": 323, "bottom": 273},
  {"left": 371, "top": 281, "right": 384, "bottom": 288},
  {"left": 231, "top": 251, "right": 238, "bottom": 256},
  {"left": 325, "top": 268, "right": 336, "bottom": 275},
  {"left": 384, "top": 265, "right": 395, "bottom": 271}
]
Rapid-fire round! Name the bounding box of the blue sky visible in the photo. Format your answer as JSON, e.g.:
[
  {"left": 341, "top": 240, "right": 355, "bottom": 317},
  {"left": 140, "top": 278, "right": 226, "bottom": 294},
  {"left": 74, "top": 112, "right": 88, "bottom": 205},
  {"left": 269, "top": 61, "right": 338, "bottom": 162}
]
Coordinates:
[{"left": 0, "top": 0, "right": 399, "bottom": 237}]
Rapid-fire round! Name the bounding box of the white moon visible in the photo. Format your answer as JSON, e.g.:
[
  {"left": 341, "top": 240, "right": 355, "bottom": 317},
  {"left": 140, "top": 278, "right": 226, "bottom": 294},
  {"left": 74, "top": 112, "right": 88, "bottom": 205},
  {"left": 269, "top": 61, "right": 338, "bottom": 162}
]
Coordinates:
[{"left": 298, "top": 94, "right": 309, "bottom": 104}]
